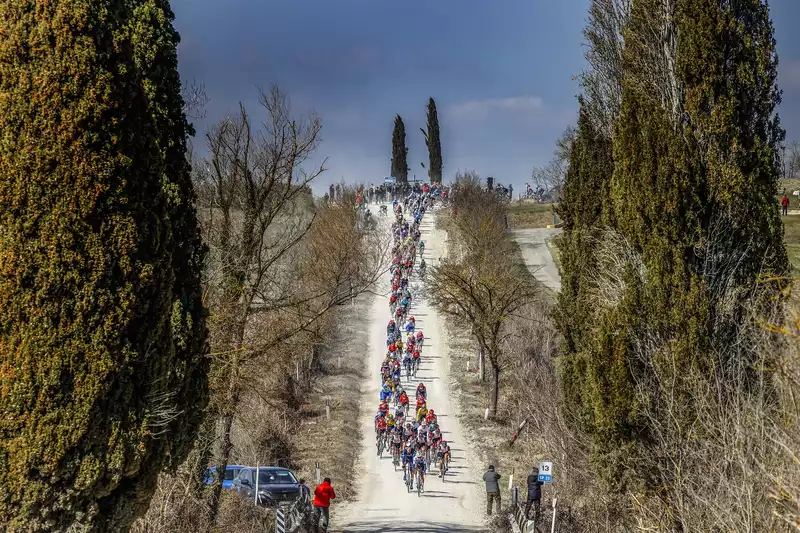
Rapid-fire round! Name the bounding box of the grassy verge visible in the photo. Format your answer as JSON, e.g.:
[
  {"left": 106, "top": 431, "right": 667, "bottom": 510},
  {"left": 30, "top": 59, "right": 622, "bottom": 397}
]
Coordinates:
[
  {"left": 291, "top": 294, "right": 369, "bottom": 502},
  {"left": 783, "top": 214, "right": 800, "bottom": 273},
  {"left": 508, "top": 201, "right": 557, "bottom": 229}
]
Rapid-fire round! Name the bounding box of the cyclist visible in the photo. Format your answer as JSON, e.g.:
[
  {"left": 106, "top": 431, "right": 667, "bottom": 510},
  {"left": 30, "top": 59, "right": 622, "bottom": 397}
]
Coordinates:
[
  {"left": 391, "top": 427, "right": 403, "bottom": 457},
  {"left": 440, "top": 440, "right": 452, "bottom": 465},
  {"left": 387, "top": 320, "right": 396, "bottom": 337},
  {"left": 413, "top": 450, "right": 427, "bottom": 491},
  {"left": 425, "top": 409, "right": 437, "bottom": 425},
  {"left": 380, "top": 383, "right": 392, "bottom": 403},
  {"left": 401, "top": 443, "right": 415, "bottom": 480},
  {"left": 402, "top": 422, "right": 415, "bottom": 442},
  {"left": 416, "top": 382, "right": 426, "bottom": 399},
  {"left": 375, "top": 413, "right": 388, "bottom": 441},
  {"left": 415, "top": 395, "right": 427, "bottom": 412},
  {"left": 402, "top": 351, "right": 413, "bottom": 376},
  {"left": 378, "top": 401, "right": 389, "bottom": 418},
  {"left": 398, "top": 390, "right": 409, "bottom": 410},
  {"left": 386, "top": 413, "right": 396, "bottom": 431},
  {"left": 416, "top": 402, "right": 429, "bottom": 423}
]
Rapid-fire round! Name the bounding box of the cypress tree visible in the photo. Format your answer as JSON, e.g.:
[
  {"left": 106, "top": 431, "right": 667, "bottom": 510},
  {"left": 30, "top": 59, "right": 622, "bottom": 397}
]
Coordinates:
[
  {"left": 0, "top": 0, "right": 208, "bottom": 530},
  {"left": 554, "top": 100, "right": 615, "bottom": 430},
  {"left": 425, "top": 98, "right": 443, "bottom": 183},
  {"left": 559, "top": 0, "right": 788, "bottom": 492},
  {"left": 391, "top": 114, "right": 410, "bottom": 184}
]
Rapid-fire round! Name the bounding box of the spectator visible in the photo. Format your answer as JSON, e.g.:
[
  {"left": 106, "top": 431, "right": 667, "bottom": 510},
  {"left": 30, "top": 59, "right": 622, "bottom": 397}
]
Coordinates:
[
  {"left": 782, "top": 194, "right": 790, "bottom": 216},
  {"left": 525, "top": 467, "right": 544, "bottom": 523},
  {"left": 483, "top": 464, "right": 502, "bottom": 516},
  {"left": 312, "top": 477, "right": 336, "bottom": 533}
]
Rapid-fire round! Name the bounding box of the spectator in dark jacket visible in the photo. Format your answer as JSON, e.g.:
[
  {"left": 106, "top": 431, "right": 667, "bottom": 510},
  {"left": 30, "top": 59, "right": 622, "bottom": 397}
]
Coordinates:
[
  {"left": 525, "top": 467, "right": 544, "bottom": 522},
  {"left": 483, "top": 465, "right": 502, "bottom": 516},
  {"left": 313, "top": 478, "right": 336, "bottom": 533}
]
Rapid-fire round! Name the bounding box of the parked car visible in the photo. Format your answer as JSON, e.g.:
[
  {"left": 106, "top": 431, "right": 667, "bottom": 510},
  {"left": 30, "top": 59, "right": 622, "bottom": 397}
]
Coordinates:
[
  {"left": 232, "top": 466, "right": 301, "bottom": 507},
  {"left": 203, "top": 465, "right": 246, "bottom": 490}
]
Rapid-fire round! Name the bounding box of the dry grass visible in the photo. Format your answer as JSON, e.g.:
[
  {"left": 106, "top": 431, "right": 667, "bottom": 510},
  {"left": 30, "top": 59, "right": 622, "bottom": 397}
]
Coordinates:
[
  {"left": 508, "top": 202, "right": 557, "bottom": 229},
  {"left": 290, "top": 295, "right": 370, "bottom": 502},
  {"left": 783, "top": 215, "right": 800, "bottom": 273}
]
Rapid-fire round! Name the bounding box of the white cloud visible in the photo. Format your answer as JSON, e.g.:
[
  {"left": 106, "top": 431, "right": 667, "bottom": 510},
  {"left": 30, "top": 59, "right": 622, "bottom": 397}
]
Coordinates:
[
  {"left": 782, "top": 60, "right": 800, "bottom": 90},
  {"left": 449, "top": 95, "right": 545, "bottom": 120}
]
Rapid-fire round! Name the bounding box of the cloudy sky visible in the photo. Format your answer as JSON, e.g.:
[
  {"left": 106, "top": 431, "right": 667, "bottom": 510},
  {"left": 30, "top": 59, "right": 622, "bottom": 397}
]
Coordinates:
[{"left": 173, "top": 0, "right": 800, "bottom": 194}]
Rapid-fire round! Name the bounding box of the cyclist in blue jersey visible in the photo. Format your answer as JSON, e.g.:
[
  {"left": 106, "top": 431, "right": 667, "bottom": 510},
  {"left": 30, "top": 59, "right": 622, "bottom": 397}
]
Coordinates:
[
  {"left": 402, "top": 443, "right": 415, "bottom": 481},
  {"left": 380, "top": 383, "right": 392, "bottom": 403}
]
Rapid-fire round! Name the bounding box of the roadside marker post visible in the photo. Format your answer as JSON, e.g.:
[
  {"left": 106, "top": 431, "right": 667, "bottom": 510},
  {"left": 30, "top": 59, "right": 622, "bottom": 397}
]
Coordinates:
[
  {"left": 276, "top": 506, "right": 286, "bottom": 533},
  {"left": 325, "top": 398, "right": 330, "bottom": 422},
  {"left": 551, "top": 497, "right": 558, "bottom": 533},
  {"left": 315, "top": 461, "right": 321, "bottom": 484},
  {"left": 254, "top": 462, "right": 260, "bottom": 506},
  {"left": 538, "top": 461, "right": 553, "bottom": 483}
]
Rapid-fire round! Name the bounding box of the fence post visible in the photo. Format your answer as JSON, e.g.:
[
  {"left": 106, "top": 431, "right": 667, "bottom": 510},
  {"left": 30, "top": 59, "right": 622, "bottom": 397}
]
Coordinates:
[
  {"left": 551, "top": 497, "right": 558, "bottom": 533},
  {"left": 254, "top": 462, "right": 260, "bottom": 506},
  {"left": 315, "top": 461, "right": 321, "bottom": 484},
  {"left": 325, "top": 398, "right": 330, "bottom": 422}
]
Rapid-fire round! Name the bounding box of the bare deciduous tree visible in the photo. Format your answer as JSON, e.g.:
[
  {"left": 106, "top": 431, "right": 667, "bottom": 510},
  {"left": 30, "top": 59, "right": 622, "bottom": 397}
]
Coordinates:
[
  {"left": 429, "top": 181, "right": 538, "bottom": 416},
  {"left": 580, "top": 0, "right": 630, "bottom": 135},
  {"left": 531, "top": 125, "right": 576, "bottom": 201},
  {"left": 193, "top": 85, "right": 387, "bottom": 525}
]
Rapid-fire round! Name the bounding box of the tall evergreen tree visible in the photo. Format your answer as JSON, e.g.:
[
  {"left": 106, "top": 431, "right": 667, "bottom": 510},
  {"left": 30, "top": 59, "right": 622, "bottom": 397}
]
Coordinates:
[
  {"left": 422, "top": 98, "right": 443, "bottom": 182},
  {"left": 391, "top": 114, "right": 409, "bottom": 184},
  {"left": 0, "top": 1, "right": 208, "bottom": 530},
  {"left": 554, "top": 100, "right": 615, "bottom": 430},
  {"left": 558, "top": 0, "right": 787, "bottom": 493}
]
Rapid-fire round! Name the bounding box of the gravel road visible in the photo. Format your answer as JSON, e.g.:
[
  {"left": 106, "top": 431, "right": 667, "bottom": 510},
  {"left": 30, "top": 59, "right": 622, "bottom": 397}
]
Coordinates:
[{"left": 335, "top": 208, "right": 485, "bottom": 533}]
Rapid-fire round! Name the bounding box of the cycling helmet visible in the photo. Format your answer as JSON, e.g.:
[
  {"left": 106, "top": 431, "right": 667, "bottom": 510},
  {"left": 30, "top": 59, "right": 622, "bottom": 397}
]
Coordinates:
[
  {"left": 389, "top": 320, "right": 395, "bottom": 325},
  {"left": 410, "top": 316, "right": 416, "bottom": 322},
  {"left": 429, "top": 409, "right": 434, "bottom": 414},
  {"left": 387, "top": 414, "right": 394, "bottom": 420}
]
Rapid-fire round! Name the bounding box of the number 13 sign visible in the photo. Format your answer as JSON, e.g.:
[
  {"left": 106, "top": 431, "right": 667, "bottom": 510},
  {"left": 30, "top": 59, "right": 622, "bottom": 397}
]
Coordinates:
[{"left": 538, "top": 461, "right": 553, "bottom": 483}]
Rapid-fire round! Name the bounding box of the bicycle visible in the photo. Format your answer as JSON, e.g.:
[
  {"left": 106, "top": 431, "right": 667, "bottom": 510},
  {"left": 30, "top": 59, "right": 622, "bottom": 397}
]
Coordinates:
[
  {"left": 392, "top": 446, "right": 400, "bottom": 470},
  {"left": 439, "top": 456, "right": 447, "bottom": 480},
  {"left": 412, "top": 358, "right": 420, "bottom": 377},
  {"left": 376, "top": 433, "right": 386, "bottom": 457},
  {"left": 417, "top": 470, "right": 425, "bottom": 496},
  {"left": 283, "top": 498, "right": 314, "bottom": 533},
  {"left": 405, "top": 466, "right": 414, "bottom": 492}
]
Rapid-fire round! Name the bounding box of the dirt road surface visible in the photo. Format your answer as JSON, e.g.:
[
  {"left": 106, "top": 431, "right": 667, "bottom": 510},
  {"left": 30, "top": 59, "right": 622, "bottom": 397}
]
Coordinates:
[
  {"left": 335, "top": 208, "right": 485, "bottom": 533},
  {"left": 512, "top": 228, "right": 562, "bottom": 292}
]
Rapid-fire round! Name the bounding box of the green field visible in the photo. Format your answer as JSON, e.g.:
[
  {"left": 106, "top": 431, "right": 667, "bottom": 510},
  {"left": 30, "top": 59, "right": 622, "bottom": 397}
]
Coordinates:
[{"left": 508, "top": 201, "right": 557, "bottom": 229}]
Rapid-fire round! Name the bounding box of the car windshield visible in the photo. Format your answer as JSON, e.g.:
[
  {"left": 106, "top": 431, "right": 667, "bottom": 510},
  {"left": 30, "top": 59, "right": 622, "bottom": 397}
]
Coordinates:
[{"left": 257, "top": 470, "right": 297, "bottom": 485}]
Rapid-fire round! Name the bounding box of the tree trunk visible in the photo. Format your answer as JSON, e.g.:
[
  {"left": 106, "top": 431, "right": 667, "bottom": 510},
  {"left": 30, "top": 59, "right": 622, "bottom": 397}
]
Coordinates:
[
  {"left": 207, "top": 385, "right": 239, "bottom": 527},
  {"left": 490, "top": 360, "right": 501, "bottom": 417}
]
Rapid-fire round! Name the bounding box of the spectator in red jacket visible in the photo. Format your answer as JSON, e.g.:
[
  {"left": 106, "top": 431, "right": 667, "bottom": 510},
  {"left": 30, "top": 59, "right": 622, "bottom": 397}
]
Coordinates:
[
  {"left": 312, "top": 477, "right": 336, "bottom": 533},
  {"left": 782, "top": 194, "right": 790, "bottom": 216}
]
